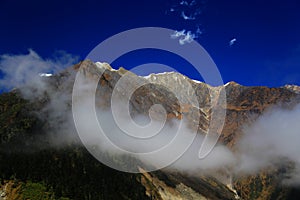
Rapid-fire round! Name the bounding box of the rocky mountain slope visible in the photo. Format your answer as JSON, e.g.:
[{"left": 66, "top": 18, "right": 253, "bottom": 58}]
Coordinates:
[{"left": 0, "top": 60, "right": 300, "bottom": 199}]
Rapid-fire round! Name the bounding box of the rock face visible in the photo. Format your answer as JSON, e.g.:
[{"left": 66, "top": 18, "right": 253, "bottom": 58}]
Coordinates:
[
  {"left": 74, "top": 60, "right": 300, "bottom": 199},
  {"left": 0, "top": 60, "right": 300, "bottom": 199},
  {"left": 79, "top": 60, "right": 299, "bottom": 144}
]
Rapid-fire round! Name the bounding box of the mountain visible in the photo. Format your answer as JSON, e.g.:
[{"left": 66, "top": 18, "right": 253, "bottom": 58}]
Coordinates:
[{"left": 0, "top": 60, "right": 300, "bottom": 200}]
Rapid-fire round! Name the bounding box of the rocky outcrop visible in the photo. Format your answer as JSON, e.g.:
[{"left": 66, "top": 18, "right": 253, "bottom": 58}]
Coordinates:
[{"left": 284, "top": 84, "right": 300, "bottom": 94}]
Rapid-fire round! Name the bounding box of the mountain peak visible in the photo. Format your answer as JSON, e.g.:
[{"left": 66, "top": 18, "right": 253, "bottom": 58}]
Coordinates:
[
  {"left": 284, "top": 84, "right": 300, "bottom": 94},
  {"left": 224, "top": 81, "right": 241, "bottom": 87},
  {"left": 95, "top": 62, "right": 115, "bottom": 71}
]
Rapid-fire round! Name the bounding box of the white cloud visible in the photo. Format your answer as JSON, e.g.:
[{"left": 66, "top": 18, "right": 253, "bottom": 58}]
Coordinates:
[
  {"left": 236, "top": 104, "right": 300, "bottom": 184},
  {"left": 171, "top": 29, "right": 197, "bottom": 45},
  {"left": 179, "top": 31, "right": 196, "bottom": 45},
  {"left": 229, "top": 38, "right": 237, "bottom": 46},
  {"left": 72, "top": 73, "right": 236, "bottom": 173},
  {"left": 0, "top": 49, "right": 78, "bottom": 91},
  {"left": 181, "top": 11, "right": 196, "bottom": 20},
  {"left": 170, "top": 29, "right": 186, "bottom": 38}
]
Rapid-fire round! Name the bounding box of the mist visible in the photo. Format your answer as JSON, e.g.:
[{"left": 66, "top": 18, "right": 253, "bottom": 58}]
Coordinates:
[
  {"left": 0, "top": 49, "right": 78, "bottom": 95},
  {"left": 54, "top": 68, "right": 300, "bottom": 185},
  {"left": 0, "top": 49, "right": 79, "bottom": 146},
  {"left": 235, "top": 104, "right": 300, "bottom": 185},
  {"left": 1, "top": 50, "right": 300, "bottom": 184},
  {"left": 71, "top": 67, "right": 237, "bottom": 173}
]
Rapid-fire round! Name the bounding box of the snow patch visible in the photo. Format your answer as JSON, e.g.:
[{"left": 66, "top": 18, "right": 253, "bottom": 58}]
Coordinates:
[
  {"left": 191, "top": 79, "right": 202, "bottom": 84},
  {"left": 143, "top": 74, "right": 152, "bottom": 79},
  {"left": 224, "top": 81, "right": 239, "bottom": 87}
]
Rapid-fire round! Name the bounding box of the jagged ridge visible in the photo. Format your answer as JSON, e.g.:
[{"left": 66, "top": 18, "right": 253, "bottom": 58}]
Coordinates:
[{"left": 1, "top": 59, "right": 300, "bottom": 200}]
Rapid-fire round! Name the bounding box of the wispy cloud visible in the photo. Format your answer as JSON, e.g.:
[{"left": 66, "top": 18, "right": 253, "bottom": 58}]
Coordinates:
[
  {"left": 196, "top": 26, "right": 202, "bottom": 35},
  {"left": 229, "top": 38, "right": 237, "bottom": 46},
  {"left": 171, "top": 29, "right": 197, "bottom": 45},
  {"left": 236, "top": 104, "right": 300, "bottom": 184},
  {"left": 181, "top": 11, "right": 196, "bottom": 20},
  {"left": 189, "top": 0, "right": 197, "bottom": 6},
  {"left": 180, "top": 0, "right": 189, "bottom": 6},
  {"left": 166, "top": 0, "right": 204, "bottom": 43},
  {"left": 179, "top": 31, "right": 196, "bottom": 45},
  {"left": 170, "top": 29, "right": 186, "bottom": 38},
  {"left": 180, "top": 0, "right": 198, "bottom": 7},
  {"left": 0, "top": 49, "right": 78, "bottom": 91}
]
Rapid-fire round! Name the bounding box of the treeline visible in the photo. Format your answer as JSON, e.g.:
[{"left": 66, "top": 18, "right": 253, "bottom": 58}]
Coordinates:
[{"left": 0, "top": 147, "right": 148, "bottom": 199}]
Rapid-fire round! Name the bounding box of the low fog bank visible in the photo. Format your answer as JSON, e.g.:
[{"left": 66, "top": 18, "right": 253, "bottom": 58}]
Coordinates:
[{"left": 236, "top": 104, "right": 300, "bottom": 185}]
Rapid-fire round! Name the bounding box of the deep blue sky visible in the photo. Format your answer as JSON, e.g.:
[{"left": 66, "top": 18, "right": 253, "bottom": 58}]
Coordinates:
[{"left": 0, "top": 0, "right": 300, "bottom": 87}]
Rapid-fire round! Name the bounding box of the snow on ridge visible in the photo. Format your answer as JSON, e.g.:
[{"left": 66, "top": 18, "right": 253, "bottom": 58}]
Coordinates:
[
  {"left": 152, "top": 72, "right": 175, "bottom": 76},
  {"left": 95, "top": 61, "right": 117, "bottom": 71},
  {"left": 224, "top": 82, "right": 231, "bottom": 86},
  {"left": 143, "top": 74, "right": 153, "bottom": 79},
  {"left": 143, "top": 71, "right": 176, "bottom": 79},
  {"left": 224, "top": 81, "right": 240, "bottom": 87},
  {"left": 143, "top": 72, "right": 203, "bottom": 84},
  {"left": 94, "top": 63, "right": 203, "bottom": 84},
  {"left": 191, "top": 79, "right": 202, "bottom": 84}
]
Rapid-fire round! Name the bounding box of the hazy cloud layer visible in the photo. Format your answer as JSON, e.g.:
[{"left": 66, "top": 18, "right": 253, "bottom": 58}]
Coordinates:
[
  {"left": 71, "top": 67, "right": 300, "bottom": 184},
  {"left": 1, "top": 50, "right": 300, "bottom": 184},
  {"left": 0, "top": 50, "right": 78, "bottom": 146},
  {"left": 71, "top": 71, "right": 236, "bottom": 173},
  {"left": 236, "top": 104, "right": 300, "bottom": 184}
]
